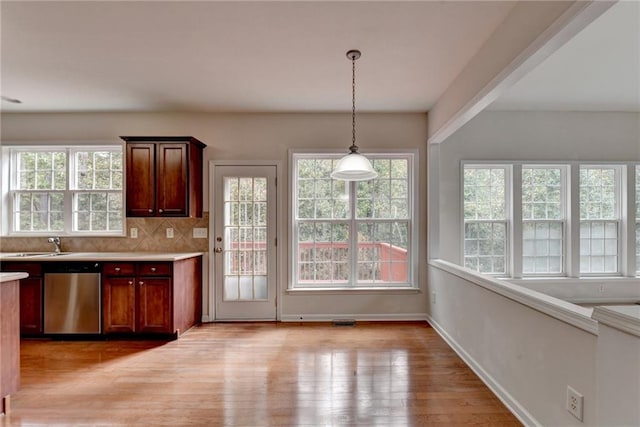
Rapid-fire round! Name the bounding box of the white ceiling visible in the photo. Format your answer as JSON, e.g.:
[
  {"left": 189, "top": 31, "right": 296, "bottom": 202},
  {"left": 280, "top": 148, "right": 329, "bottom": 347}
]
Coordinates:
[
  {"left": 489, "top": 0, "right": 640, "bottom": 112},
  {"left": 1, "top": 1, "right": 638, "bottom": 114}
]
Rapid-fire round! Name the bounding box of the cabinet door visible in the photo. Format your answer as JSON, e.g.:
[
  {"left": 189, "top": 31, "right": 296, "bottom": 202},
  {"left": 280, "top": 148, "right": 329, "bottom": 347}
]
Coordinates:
[
  {"left": 20, "top": 278, "right": 43, "bottom": 335},
  {"left": 126, "top": 143, "right": 156, "bottom": 216},
  {"left": 137, "top": 277, "right": 172, "bottom": 334},
  {"left": 102, "top": 277, "right": 136, "bottom": 333},
  {"left": 156, "top": 143, "right": 188, "bottom": 216}
]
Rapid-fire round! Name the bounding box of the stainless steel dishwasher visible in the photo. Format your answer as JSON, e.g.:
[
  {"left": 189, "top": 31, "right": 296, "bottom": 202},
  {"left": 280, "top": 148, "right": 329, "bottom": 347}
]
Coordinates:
[{"left": 44, "top": 262, "right": 101, "bottom": 334}]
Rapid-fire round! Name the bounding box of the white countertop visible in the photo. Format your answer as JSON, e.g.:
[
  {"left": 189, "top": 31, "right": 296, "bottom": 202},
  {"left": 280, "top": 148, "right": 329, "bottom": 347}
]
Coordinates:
[
  {"left": 0, "top": 252, "right": 204, "bottom": 262},
  {"left": 592, "top": 305, "right": 640, "bottom": 338},
  {"left": 0, "top": 272, "right": 29, "bottom": 283}
]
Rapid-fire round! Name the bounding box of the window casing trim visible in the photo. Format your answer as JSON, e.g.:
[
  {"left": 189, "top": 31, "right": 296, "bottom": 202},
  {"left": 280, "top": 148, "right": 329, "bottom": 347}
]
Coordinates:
[
  {"left": 289, "top": 150, "right": 419, "bottom": 290},
  {"left": 461, "top": 160, "right": 638, "bottom": 279},
  {"left": 4, "top": 145, "right": 125, "bottom": 237}
]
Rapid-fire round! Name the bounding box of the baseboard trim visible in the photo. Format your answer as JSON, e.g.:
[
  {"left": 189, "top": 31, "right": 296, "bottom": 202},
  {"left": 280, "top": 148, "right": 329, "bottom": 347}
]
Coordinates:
[
  {"left": 281, "top": 313, "right": 428, "bottom": 322},
  {"left": 426, "top": 314, "right": 540, "bottom": 427}
]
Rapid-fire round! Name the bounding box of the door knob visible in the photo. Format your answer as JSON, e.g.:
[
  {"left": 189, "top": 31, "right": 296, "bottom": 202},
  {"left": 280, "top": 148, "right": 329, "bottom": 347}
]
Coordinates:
[{"left": 214, "top": 247, "right": 223, "bottom": 253}]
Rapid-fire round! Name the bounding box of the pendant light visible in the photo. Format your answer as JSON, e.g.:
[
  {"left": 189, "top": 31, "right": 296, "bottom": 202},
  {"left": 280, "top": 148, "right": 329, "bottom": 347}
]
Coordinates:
[{"left": 331, "top": 49, "right": 378, "bottom": 181}]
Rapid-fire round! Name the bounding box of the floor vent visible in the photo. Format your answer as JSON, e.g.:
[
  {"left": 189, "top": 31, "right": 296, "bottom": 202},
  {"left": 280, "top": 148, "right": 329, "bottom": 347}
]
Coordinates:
[{"left": 332, "top": 319, "right": 356, "bottom": 327}]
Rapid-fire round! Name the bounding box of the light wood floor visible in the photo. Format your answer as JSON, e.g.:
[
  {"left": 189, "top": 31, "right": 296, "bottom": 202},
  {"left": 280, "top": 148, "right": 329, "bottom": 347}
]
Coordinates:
[{"left": 2, "top": 322, "right": 520, "bottom": 426}]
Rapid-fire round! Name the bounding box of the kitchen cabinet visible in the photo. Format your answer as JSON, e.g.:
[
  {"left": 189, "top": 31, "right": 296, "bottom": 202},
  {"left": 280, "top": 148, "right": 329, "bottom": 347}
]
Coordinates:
[
  {"left": 102, "top": 257, "right": 201, "bottom": 337},
  {"left": 0, "top": 262, "right": 43, "bottom": 336},
  {"left": 122, "top": 136, "right": 206, "bottom": 218}
]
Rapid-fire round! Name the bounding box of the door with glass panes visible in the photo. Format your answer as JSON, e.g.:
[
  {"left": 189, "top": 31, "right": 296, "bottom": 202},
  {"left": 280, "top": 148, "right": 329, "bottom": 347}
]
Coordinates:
[{"left": 213, "top": 165, "right": 277, "bottom": 320}]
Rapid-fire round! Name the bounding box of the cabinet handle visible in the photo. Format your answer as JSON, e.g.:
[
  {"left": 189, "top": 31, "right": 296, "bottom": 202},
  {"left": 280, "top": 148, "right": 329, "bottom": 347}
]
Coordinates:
[
  {"left": 115, "top": 267, "right": 121, "bottom": 272},
  {"left": 139, "top": 281, "right": 144, "bottom": 286},
  {"left": 128, "top": 281, "right": 134, "bottom": 286},
  {"left": 159, "top": 209, "right": 163, "bottom": 213},
  {"left": 151, "top": 267, "right": 156, "bottom": 272},
  {"left": 149, "top": 209, "right": 153, "bottom": 213}
]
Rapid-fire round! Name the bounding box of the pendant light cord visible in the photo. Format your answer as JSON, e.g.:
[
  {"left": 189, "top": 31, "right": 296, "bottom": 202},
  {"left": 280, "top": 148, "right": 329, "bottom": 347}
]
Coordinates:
[{"left": 350, "top": 53, "right": 358, "bottom": 153}]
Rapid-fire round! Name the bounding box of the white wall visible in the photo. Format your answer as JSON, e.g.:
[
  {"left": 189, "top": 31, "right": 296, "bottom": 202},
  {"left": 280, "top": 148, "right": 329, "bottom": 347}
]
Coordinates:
[
  {"left": 433, "top": 111, "right": 640, "bottom": 263},
  {"left": 1, "top": 112, "right": 430, "bottom": 320},
  {"left": 428, "top": 261, "right": 598, "bottom": 426}
]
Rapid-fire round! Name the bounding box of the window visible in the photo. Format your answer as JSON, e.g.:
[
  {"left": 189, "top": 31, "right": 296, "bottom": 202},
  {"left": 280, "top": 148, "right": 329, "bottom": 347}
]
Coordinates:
[
  {"left": 461, "top": 162, "right": 637, "bottom": 278},
  {"left": 463, "top": 166, "right": 507, "bottom": 274},
  {"left": 292, "top": 153, "right": 415, "bottom": 288},
  {"left": 7, "top": 146, "right": 124, "bottom": 235},
  {"left": 522, "top": 166, "right": 564, "bottom": 274},
  {"left": 579, "top": 166, "right": 619, "bottom": 274}
]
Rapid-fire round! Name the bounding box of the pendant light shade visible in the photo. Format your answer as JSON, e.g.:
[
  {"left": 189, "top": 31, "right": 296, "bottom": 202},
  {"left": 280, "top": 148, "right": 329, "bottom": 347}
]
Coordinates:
[
  {"left": 331, "top": 49, "right": 378, "bottom": 181},
  {"left": 331, "top": 152, "right": 378, "bottom": 181}
]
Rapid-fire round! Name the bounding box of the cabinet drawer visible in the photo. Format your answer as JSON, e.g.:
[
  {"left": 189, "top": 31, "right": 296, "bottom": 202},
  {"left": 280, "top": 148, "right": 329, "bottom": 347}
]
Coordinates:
[
  {"left": 103, "top": 263, "right": 135, "bottom": 276},
  {"left": 1, "top": 262, "right": 42, "bottom": 277},
  {"left": 138, "top": 262, "right": 172, "bottom": 276}
]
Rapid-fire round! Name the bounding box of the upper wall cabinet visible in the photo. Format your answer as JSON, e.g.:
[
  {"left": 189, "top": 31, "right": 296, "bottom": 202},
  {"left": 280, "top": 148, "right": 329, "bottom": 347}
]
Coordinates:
[{"left": 121, "top": 136, "right": 206, "bottom": 218}]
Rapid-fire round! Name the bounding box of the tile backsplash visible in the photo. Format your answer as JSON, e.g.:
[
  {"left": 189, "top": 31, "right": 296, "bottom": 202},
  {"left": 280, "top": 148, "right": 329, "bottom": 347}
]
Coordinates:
[{"left": 0, "top": 213, "right": 209, "bottom": 253}]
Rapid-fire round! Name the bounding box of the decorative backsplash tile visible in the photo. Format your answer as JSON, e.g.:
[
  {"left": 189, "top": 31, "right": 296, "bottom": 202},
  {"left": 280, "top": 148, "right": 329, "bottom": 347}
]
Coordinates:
[{"left": 0, "top": 213, "right": 209, "bottom": 253}]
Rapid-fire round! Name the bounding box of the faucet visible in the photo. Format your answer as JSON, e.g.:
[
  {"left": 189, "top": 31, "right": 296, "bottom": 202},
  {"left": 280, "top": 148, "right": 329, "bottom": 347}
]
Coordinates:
[{"left": 47, "top": 236, "right": 61, "bottom": 254}]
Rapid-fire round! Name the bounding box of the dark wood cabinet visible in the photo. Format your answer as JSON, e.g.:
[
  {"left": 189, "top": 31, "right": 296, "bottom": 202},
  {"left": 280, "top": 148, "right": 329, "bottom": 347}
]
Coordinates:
[
  {"left": 102, "top": 257, "right": 201, "bottom": 338},
  {"left": 0, "top": 262, "right": 43, "bottom": 336},
  {"left": 122, "top": 136, "right": 205, "bottom": 218}
]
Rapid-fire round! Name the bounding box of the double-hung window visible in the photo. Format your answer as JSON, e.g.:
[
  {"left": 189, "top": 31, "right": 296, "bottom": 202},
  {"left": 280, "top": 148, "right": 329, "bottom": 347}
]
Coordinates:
[
  {"left": 292, "top": 153, "right": 415, "bottom": 288},
  {"left": 7, "top": 146, "right": 124, "bottom": 235},
  {"left": 579, "top": 166, "right": 620, "bottom": 274},
  {"left": 522, "top": 166, "right": 565, "bottom": 275},
  {"left": 463, "top": 166, "right": 507, "bottom": 274}
]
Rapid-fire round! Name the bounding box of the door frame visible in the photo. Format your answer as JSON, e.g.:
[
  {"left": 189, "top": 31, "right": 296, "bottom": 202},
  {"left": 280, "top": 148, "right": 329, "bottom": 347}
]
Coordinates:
[{"left": 207, "top": 160, "right": 283, "bottom": 321}]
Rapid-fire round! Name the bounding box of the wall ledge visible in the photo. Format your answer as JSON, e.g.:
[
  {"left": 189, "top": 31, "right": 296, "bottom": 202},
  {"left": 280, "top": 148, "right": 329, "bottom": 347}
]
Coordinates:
[
  {"left": 592, "top": 306, "right": 640, "bottom": 338},
  {"left": 429, "top": 259, "right": 598, "bottom": 335}
]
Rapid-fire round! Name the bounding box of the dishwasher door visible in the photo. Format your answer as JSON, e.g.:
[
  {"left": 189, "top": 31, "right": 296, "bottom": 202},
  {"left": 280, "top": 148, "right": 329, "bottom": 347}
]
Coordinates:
[{"left": 44, "top": 263, "right": 101, "bottom": 334}]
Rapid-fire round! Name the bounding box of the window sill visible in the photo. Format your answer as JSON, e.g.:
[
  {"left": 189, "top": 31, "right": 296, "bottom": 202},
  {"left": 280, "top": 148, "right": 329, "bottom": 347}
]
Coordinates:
[{"left": 286, "top": 286, "right": 421, "bottom": 295}]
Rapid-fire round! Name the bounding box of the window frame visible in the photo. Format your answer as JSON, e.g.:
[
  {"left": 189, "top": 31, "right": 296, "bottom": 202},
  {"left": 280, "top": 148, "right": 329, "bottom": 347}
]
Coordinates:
[
  {"left": 461, "top": 160, "right": 638, "bottom": 279},
  {"left": 289, "top": 150, "right": 419, "bottom": 290},
  {"left": 4, "top": 145, "right": 125, "bottom": 237},
  {"left": 519, "top": 164, "right": 568, "bottom": 277},
  {"left": 461, "top": 164, "right": 510, "bottom": 276},
  {"left": 578, "top": 164, "right": 622, "bottom": 276}
]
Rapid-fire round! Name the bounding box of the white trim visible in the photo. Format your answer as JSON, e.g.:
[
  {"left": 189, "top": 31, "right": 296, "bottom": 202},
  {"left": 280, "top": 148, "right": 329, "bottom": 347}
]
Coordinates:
[
  {"left": 208, "top": 160, "right": 283, "bottom": 322},
  {"left": 429, "top": 259, "right": 599, "bottom": 335},
  {"left": 428, "top": 1, "right": 614, "bottom": 145},
  {"left": 288, "top": 149, "right": 419, "bottom": 290},
  {"left": 286, "top": 287, "right": 421, "bottom": 295},
  {"left": 425, "top": 313, "right": 540, "bottom": 427},
  {"left": 592, "top": 305, "right": 640, "bottom": 338},
  {"left": 281, "top": 313, "right": 427, "bottom": 322}
]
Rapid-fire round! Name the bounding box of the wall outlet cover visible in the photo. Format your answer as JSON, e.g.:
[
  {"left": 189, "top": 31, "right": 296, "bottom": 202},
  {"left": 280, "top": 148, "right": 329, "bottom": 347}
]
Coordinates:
[
  {"left": 166, "top": 227, "right": 174, "bottom": 238},
  {"left": 193, "top": 227, "right": 208, "bottom": 238},
  {"left": 130, "top": 227, "right": 138, "bottom": 239},
  {"left": 566, "top": 385, "right": 584, "bottom": 421}
]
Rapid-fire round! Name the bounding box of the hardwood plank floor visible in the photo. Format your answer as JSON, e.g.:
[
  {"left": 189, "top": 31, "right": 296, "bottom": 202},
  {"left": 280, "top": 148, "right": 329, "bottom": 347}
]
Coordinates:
[{"left": 2, "top": 322, "right": 521, "bottom": 426}]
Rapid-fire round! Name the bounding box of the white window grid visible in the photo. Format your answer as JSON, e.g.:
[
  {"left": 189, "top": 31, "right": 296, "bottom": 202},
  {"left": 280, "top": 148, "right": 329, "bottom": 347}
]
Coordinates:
[
  {"left": 291, "top": 152, "right": 416, "bottom": 289},
  {"left": 462, "top": 165, "right": 508, "bottom": 275},
  {"left": 8, "top": 146, "right": 124, "bottom": 236},
  {"left": 521, "top": 166, "right": 566, "bottom": 276},
  {"left": 461, "top": 161, "right": 640, "bottom": 278},
  {"left": 579, "top": 166, "right": 621, "bottom": 275}
]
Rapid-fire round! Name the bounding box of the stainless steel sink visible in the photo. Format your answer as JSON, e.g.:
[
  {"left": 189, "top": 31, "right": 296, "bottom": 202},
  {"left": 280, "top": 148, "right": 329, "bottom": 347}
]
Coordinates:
[{"left": 4, "top": 252, "right": 69, "bottom": 258}]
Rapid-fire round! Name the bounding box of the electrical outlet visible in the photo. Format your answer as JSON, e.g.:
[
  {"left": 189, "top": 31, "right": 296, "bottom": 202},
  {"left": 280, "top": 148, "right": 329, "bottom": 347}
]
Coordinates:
[
  {"left": 130, "top": 227, "right": 138, "bottom": 239},
  {"left": 431, "top": 292, "right": 437, "bottom": 304},
  {"left": 166, "top": 227, "right": 174, "bottom": 239},
  {"left": 567, "top": 386, "right": 584, "bottom": 421}
]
